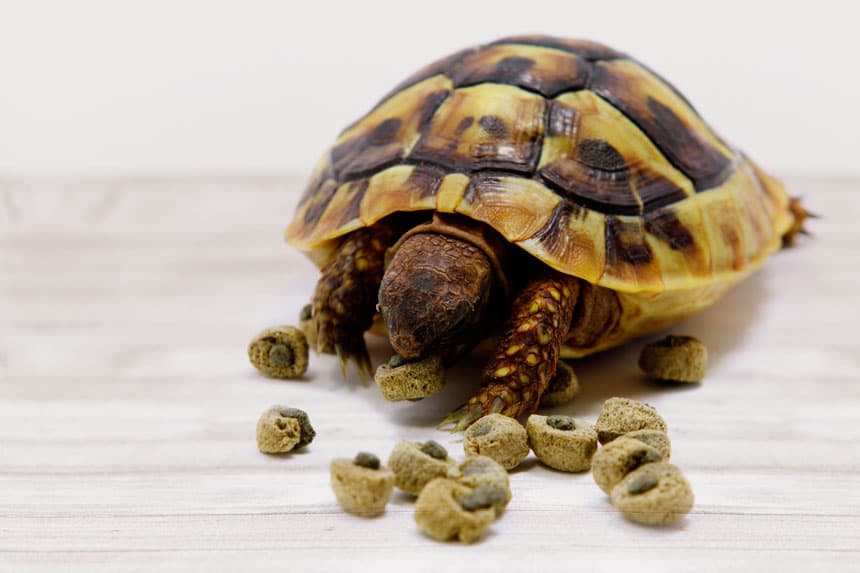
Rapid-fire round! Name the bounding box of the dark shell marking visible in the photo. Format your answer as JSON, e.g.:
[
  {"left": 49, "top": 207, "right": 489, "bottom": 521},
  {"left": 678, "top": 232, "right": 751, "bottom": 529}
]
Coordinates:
[
  {"left": 406, "top": 164, "right": 446, "bottom": 199},
  {"left": 605, "top": 216, "right": 655, "bottom": 267},
  {"left": 577, "top": 139, "right": 628, "bottom": 171},
  {"left": 589, "top": 60, "right": 734, "bottom": 190},
  {"left": 643, "top": 209, "right": 697, "bottom": 253},
  {"left": 451, "top": 44, "right": 590, "bottom": 97},
  {"left": 635, "top": 172, "right": 690, "bottom": 212},
  {"left": 303, "top": 179, "right": 339, "bottom": 226}
]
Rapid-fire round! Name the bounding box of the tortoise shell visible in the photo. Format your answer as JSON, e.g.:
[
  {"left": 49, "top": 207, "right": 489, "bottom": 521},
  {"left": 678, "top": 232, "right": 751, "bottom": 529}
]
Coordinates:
[{"left": 286, "top": 35, "right": 793, "bottom": 294}]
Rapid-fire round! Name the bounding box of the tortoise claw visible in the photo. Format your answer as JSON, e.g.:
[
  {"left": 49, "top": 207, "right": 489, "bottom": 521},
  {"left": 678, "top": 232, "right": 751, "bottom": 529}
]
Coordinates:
[
  {"left": 334, "top": 340, "right": 373, "bottom": 384},
  {"left": 490, "top": 396, "right": 506, "bottom": 414},
  {"left": 311, "top": 315, "right": 335, "bottom": 355},
  {"left": 315, "top": 314, "right": 372, "bottom": 383},
  {"left": 437, "top": 401, "right": 484, "bottom": 433}
]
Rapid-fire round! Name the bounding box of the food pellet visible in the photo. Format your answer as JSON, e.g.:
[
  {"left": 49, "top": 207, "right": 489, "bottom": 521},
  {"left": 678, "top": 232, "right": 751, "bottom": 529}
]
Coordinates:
[
  {"left": 298, "top": 304, "right": 318, "bottom": 351},
  {"left": 463, "top": 414, "right": 530, "bottom": 470},
  {"left": 591, "top": 435, "right": 663, "bottom": 494},
  {"left": 526, "top": 414, "right": 598, "bottom": 473},
  {"left": 610, "top": 462, "right": 694, "bottom": 525},
  {"left": 388, "top": 440, "right": 456, "bottom": 495},
  {"left": 639, "top": 335, "right": 708, "bottom": 383},
  {"left": 374, "top": 355, "right": 445, "bottom": 401},
  {"left": 256, "top": 406, "right": 315, "bottom": 453},
  {"left": 256, "top": 407, "right": 302, "bottom": 454},
  {"left": 330, "top": 454, "right": 395, "bottom": 517},
  {"left": 539, "top": 361, "right": 580, "bottom": 407},
  {"left": 625, "top": 429, "right": 671, "bottom": 460},
  {"left": 595, "top": 397, "right": 667, "bottom": 445},
  {"left": 447, "top": 456, "right": 511, "bottom": 514},
  {"left": 414, "top": 478, "right": 495, "bottom": 543},
  {"left": 248, "top": 326, "right": 309, "bottom": 379}
]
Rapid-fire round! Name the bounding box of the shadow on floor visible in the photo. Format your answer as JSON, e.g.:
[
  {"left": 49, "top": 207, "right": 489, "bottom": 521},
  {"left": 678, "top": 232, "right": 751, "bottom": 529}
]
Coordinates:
[{"left": 361, "top": 266, "right": 773, "bottom": 428}]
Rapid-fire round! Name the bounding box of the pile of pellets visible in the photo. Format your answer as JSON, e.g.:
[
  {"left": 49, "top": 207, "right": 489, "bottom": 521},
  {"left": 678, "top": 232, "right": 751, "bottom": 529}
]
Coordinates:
[
  {"left": 252, "top": 396, "right": 694, "bottom": 540},
  {"left": 248, "top": 317, "right": 701, "bottom": 541},
  {"left": 328, "top": 440, "right": 512, "bottom": 542}
]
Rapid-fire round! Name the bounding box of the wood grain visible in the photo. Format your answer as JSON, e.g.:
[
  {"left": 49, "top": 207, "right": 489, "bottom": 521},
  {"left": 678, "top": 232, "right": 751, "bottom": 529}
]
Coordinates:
[{"left": 0, "top": 174, "right": 858, "bottom": 572}]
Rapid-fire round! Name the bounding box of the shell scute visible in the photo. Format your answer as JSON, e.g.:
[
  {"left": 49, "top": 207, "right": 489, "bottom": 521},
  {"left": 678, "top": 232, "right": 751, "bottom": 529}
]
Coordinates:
[
  {"left": 358, "top": 165, "right": 441, "bottom": 226},
  {"left": 409, "top": 83, "right": 546, "bottom": 174},
  {"left": 450, "top": 43, "right": 589, "bottom": 97},
  {"left": 538, "top": 91, "right": 694, "bottom": 216},
  {"left": 331, "top": 75, "right": 452, "bottom": 181},
  {"left": 517, "top": 201, "right": 606, "bottom": 284},
  {"left": 590, "top": 59, "right": 734, "bottom": 190},
  {"left": 456, "top": 173, "right": 560, "bottom": 241}
]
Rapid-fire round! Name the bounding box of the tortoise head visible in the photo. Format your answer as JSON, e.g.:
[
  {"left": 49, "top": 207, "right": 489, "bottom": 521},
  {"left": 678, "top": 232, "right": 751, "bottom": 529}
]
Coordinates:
[{"left": 378, "top": 230, "right": 495, "bottom": 361}]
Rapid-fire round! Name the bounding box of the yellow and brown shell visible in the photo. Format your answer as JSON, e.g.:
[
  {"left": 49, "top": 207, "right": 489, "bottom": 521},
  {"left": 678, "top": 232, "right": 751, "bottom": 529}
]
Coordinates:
[{"left": 286, "top": 36, "right": 795, "bottom": 356}]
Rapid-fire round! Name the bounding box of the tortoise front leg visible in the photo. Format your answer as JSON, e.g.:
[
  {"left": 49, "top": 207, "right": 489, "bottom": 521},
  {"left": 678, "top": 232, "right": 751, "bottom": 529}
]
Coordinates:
[
  {"left": 439, "top": 272, "right": 579, "bottom": 431},
  {"left": 312, "top": 224, "right": 396, "bottom": 381}
]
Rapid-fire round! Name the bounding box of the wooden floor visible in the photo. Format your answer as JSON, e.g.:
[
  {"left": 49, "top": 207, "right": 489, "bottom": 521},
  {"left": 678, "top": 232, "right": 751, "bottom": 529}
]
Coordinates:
[{"left": 1, "top": 174, "right": 858, "bottom": 572}]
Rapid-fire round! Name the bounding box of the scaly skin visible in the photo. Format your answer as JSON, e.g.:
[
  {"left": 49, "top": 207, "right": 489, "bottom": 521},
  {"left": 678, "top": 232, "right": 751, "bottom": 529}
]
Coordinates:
[
  {"left": 312, "top": 224, "right": 396, "bottom": 381},
  {"left": 565, "top": 281, "right": 622, "bottom": 349},
  {"left": 439, "top": 272, "right": 580, "bottom": 431},
  {"left": 378, "top": 232, "right": 494, "bottom": 362}
]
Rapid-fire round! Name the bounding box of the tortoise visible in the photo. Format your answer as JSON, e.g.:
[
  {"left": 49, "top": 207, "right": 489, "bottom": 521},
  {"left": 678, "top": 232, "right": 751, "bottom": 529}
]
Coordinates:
[{"left": 284, "top": 35, "right": 809, "bottom": 431}]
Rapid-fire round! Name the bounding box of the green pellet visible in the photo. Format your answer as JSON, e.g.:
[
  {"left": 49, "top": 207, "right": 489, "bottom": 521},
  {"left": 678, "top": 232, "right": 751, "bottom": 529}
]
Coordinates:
[
  {"left": 268, "top": 344, "right": 293, "bottom": 367},
  {"left": 456, "top": 486, "right": 507, "bottom": 512},
  {"left": 627, "top": 473, "right": 659, "bottom": 495},
  {"left": 354, "top": 452, "right": 381, "bottom": 470},
  {"left": 547, "top": 415, "right": 575, "bottom": 431},
  {"left": 420, "top": 440, "right": 448, "bottom": 460}
]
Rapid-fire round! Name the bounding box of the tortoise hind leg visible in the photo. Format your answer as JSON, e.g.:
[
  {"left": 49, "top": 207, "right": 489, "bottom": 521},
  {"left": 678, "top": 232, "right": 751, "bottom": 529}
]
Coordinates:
[
  {"left": 439, "top": 272, "right": 579, "bottom": 431},
  {"left": 782, "top": 196, "right": 817, "bottom": 247},
  {"left": 313, "top": 224, "right": 396, "bottom": 381}
]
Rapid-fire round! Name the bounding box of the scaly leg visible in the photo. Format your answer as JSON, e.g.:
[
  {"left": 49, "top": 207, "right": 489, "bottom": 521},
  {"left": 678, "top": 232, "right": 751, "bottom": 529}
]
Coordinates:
[
  {"left": 439, "top": 272, "right": 579, "bottom": 431},
  {"left": 312, "top": 224, "right": 395, "bottom": 381}
]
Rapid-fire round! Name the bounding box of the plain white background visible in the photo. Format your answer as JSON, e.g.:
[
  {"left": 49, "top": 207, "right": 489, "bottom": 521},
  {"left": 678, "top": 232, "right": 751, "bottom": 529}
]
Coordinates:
[{"left": 1, "top": 0, "right": 858, "bottom": 177}]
